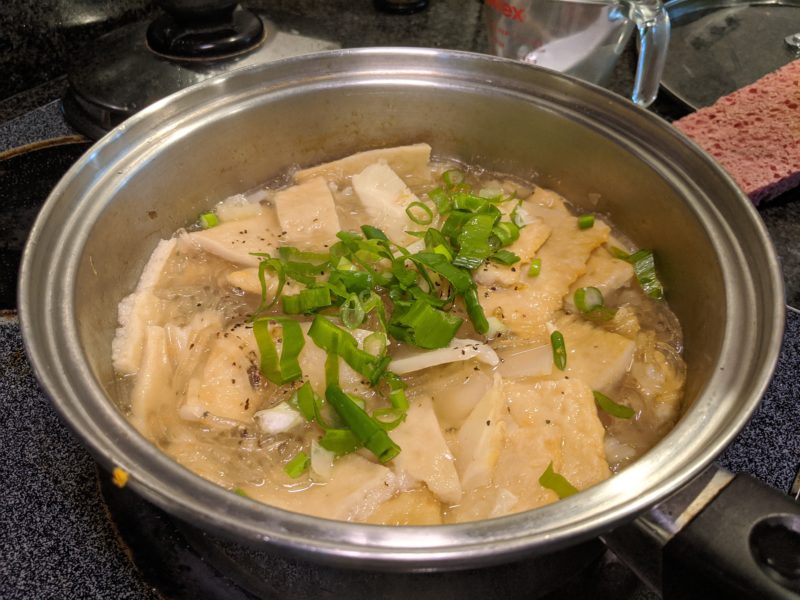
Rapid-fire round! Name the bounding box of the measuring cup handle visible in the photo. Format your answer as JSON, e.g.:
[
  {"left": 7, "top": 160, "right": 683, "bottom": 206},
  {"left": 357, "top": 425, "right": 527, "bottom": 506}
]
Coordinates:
[{"left": 625, "top": 0, "right": 670, "bottom": 107}]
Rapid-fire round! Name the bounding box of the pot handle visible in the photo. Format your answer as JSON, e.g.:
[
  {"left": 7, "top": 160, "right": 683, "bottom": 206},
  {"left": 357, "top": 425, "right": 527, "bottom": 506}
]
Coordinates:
[{"left": 602, "top": 465, "right": 800, "bottom": 598}]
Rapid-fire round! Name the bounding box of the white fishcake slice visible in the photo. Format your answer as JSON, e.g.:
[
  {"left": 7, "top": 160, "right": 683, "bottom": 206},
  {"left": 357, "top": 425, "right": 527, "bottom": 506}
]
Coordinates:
[
  {"left": 565, "top": 247, "right": 634, "bottom": 312},
  {"left": 112, "top": 238, "right": 177, "bottom": 375},
  {"left": 553, "top": 313, "right": 636, "bottom": 395},
  {"left": 129, "top": 325, "right": 173, "bottom": 433},
  {"left": 215, "top": 194, "right": 263, "bottom": 222},
  {"left": 448, "top": 378, "right": 610, "bottom": 522},
  {"left": 273, "top": 176, "right": 341, "bottom": 251},
  {"left": 390, "top": 396, "right": 462, "bottom": 505},
  {"left": 473, "top": 217, "right": 552, "bottom": 287},
  {"left": 186, "top": 211, "right": 280, "bottom": 267},
  {"left": 182, "top": 327, "right": 262, "bottom": 423},
  {"left": 454, "top": 373, "right": 507, "bottom": 492},
  {"left": 477, "top": 190, "right": 610, "bottom": 339},
  {"left": 294, "top": 143, "right": 433, "bottom": 187},
  {"left": 244, "top": 454, "right": 400, "bottom": 521},
  {"left": 352, "top": 161, "right": 421, "bottom": 242}
]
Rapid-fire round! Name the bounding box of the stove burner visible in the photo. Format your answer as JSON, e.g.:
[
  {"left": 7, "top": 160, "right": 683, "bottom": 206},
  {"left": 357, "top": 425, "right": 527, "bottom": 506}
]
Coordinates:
[{"left": 0, "top": 138, "right": 92, "bottom": 310}]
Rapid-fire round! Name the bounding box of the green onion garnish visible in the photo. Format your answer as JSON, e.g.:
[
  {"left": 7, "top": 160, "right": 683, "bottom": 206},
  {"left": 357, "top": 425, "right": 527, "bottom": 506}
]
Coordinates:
[
  {"left": 319, "top": 428, "right": 362, "bottom": 456},
  {"left": 550, "top": 330, "right": 567, "bottom": 371},
  {"left": 252, "top": 318, "right": 305, "bottom": 385},
  {"left": 492, "top": 221, "right": 520, "bottom": 246},
  {"left": 385, "top": 372, "right": 409, "bottom": 411},
  {"left": 609, "top": 248, "right": 665, "bottom": 300},
  {"left": 453, "top": 213, "right": 497, "bottom": 269},
  {"left": 390, "top": 299, "right": 463, "bottom": 349},
  {"left": 405, "top": 201, "right": 434, "bottom": 225},
  {"left": 464, "top": 287, "right": 489, "bottom": 335},
  {"left": 528, "top": 258, "right": 542, "bottom": 277},
  {"left": 308, "top": 316, "right": 389, "bottom": 384},
  {"left": 593, "top": 391, "right": 635, "bottom": 419},
  {"left": 284, "top": 452, "right": 310, "bottom": 478},
  {"left": 325, "top": 386, "right": 400, "bottom": 463},
  {"left": 340, "top": 293, "right": 366, "bottom": 329},
  {"left": 489, "top": 249, "right": 521, "bottom": 265},
  {"left": 199, "top": 212, "right": 219, "bottom": 228},
  {"left": 294, "top": 381, "right": 317, "bottom": 421},
  {"left": 233, "top": 487, "right": 248, "bottom": 497},
  {"left": 574, "top": 287, "right": 604, "bottom": 313},
  {"left": 577, "top": 214, "right": 595, "bottom": 229},
  {"left": 442, "top": 169, "right": 465, "bottom": 188},
  {"left": 538, "top": 461, "right": 578, "bottom": 498},
  {"left": 281, "top": 287, "right": 332, "bottom": 314},
  {"left": 627, "top": 250, "right": 664, "bottom": 300}
]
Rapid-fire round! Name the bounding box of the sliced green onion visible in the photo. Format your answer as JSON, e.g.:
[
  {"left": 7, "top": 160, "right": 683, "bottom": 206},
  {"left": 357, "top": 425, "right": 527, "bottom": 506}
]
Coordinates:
[
  {"left": 308, "top": 316, "right": 389, "bottom": 384},
  {"left": 442, "top": 169, "right": 465, "bottom": 188},
  {"left": 405, "top": 201, "right": 434, "bottom": 225},
  {"left": 281, "top": 287, "right": 332, "bottom": 314},
  {"left": 410, "top": 252, "right": 473, "bottom": 293},
  {"left": 372, "top": 407, "right": 407, "bottom": 430},
  {"left": 607, "top": 248, "right": 665, "bottom": 300},
  {"left": 319, "top": 428, "right": 362, "bottom": 456},
  {"left": 340, "top": 293, "right": 365, "bottom": 329},
  {"left": 199, "top": 212, "right": 219, "bottom": 228},
  {"left": 492, "top": 221, "right": 520, "bottom": 246},
  {"left": 489, "top": 249, "right": 521, "bottom": 265},
  {"left": 360, "top": 225, "right": 389, "bottom": 241},
  {"left": 252, "top": 319, "right": 280, "bottom": 384},
  {"left": 384, "top": 372, "right": 409, "bottom": 411},
  {"left": 577, "top": 214, "right": 595, "bottom": 229},
  {"left": 510, "top": 203, "right": 528, "bottom": 228},
  {"left": 464, "top": 287, "right": 489, "bottom": 335},
  {"left": 593, "top": 390, "right": 635, "bottom": 419},
  {"left": 391, "top": 299, "right": 463, "bottom": 349},
  {"left": 539, "top": 461, "right": 578, "bottom": 499},
  {"left": 284, "top": 451, "right": 310, "bottom": 478},
  {"left": 233, "top": 487, "right": 248, "bottom": 497},
  {"left": 528, "top": 258, "right": 542, "bottom": 277},
  {"left": 325, "top": 386, "right": 400, "bottom": 463},
  {"left": 363, "top": 331, "right": 387, "bottom": 357},
  {"left": 324, "top": 351, "right": 339, "bottom": 388},
  {"left": 428, "top": 187, "right": 451, "bottom": 213},
  {"left": 252, "top": 257, "right": 285, "bottom": 316},
  {"left": 550, "top": 330, "right": 567, "bottom": 371},
  {"left": 574, "top": 287, "right": 604, "bottom": 313},
  {"left": 441, "top": 211, "right": 473, "bottom": 242},
  {"left": 295, "top": 381, "right": 317, "bottom": 421},
  {"left": 478, "top": 187, "right": 504, "bottom": 201},
  {"left": 453, "top": 213, "right": 497, "bottom": 269},
  {"left": 627, "top": 250, "right": 664, "bottom": 300}
]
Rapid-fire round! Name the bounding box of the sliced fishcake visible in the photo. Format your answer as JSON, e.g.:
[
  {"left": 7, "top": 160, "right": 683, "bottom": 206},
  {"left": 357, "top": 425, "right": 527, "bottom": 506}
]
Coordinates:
[
  {"left": 352, "top": 161, "right": 422, "bottom": 243},
  {"left": 294, "top": 143, "right": 433, "bottom": 187},
  {"left": 448, "top": 378, "right": 610, "bottom": 522},
  {"left": 552, "top": 313, "right": 636, "bottom": 395},
  {"left": 244, "top": 453, "right": 400, "bottom": 521},
  {"left": 454, "top": 373, "right": 507, "bottom": 492},
  {"left": 565, "top": 247, "right": 634, "bottom": 312},
  {"left": 182, "top": 327, "right": 263, "bottom": 423},
  {"left": 185, "top": 211, "right": 280, "bottom": 267},
  {"left": 390, "top": 395, "right": 462, "bottom": 505},
  {"left": 473, "top": 217, "right": 552, "bottom": 287},
  {"left": 478, "top": 190, "right": 610, "bottom": 339},
  {"left": 272, "top": 176, "right": 341, "bottom": 251},
  {"left": 366, "top": 487, "right": 443, "bottom": 525},
  {"left": 129, "top": 325, "right": 173, "bottom": 434},
  {"left": 112, "top": 238, "right": 177, "bottom": 375}
]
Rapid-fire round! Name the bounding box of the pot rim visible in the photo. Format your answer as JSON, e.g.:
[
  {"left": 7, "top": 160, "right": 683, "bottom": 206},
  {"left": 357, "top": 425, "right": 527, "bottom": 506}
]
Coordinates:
[{"left": 19, "top": 47, "right": 785, "bottom": 569}]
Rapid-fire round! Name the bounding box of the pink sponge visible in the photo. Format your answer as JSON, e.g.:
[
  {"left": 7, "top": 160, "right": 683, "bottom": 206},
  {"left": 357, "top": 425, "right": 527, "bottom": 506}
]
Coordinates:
[{"left": 673, "top": 59, "right": 800, "bottom": 205}]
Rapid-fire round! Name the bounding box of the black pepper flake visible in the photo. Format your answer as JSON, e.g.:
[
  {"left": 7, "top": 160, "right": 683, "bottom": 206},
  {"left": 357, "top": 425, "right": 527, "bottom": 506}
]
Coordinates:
[
  {"left": 545, "top": 419, "right": 551, "bottom": 424},
  {"left": 486, "top": 420, "right": 491, "bottom": 426},
  {"left": 511, "top": 267, "right": 516, "bottom": 272}
]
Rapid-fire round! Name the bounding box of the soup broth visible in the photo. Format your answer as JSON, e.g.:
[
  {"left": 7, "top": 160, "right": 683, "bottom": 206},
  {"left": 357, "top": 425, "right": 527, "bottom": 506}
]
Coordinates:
[{"left": 113, "top": 144, "right": 685, "bottom": 524}]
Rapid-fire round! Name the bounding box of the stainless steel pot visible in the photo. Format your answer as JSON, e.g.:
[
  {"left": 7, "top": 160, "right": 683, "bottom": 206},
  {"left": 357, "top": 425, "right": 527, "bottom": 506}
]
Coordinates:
[{"left": 19, "top": 48, "right": 796, "bottom": 595}]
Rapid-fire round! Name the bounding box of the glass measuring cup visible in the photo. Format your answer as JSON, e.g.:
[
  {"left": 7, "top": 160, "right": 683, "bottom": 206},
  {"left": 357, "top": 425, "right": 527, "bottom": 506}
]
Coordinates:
[{"left": 485, "top": 0, "right": 670, "bottom": 106}]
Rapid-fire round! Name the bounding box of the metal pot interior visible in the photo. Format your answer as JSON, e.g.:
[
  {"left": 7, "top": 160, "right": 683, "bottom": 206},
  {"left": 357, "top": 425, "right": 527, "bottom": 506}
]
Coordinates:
[{"left": 19, "top": 48, "right": 784, "bottom": 569}]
